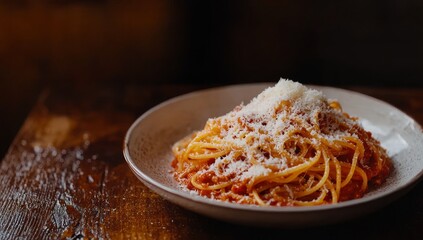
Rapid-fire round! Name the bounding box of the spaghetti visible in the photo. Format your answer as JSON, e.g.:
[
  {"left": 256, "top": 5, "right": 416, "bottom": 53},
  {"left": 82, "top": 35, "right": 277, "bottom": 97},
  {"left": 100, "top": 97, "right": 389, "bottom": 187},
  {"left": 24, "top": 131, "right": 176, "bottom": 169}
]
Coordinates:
[{"left": 171, "top": 79, "right": 391, "bottom": 206}]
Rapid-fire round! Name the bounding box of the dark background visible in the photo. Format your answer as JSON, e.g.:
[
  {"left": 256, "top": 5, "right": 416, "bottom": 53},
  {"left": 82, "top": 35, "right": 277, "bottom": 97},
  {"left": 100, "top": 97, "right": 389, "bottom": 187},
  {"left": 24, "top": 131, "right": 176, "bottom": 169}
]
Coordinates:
[{"left": 1, "top": 0, "right": 423, "bottom": 157}]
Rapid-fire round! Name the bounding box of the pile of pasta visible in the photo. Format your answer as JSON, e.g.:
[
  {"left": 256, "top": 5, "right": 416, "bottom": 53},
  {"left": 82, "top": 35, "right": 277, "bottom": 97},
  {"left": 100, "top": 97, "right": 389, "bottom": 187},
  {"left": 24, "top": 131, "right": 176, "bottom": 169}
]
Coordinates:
[{"left": 172, "top": 79, "right": 391, "bottom": 206}]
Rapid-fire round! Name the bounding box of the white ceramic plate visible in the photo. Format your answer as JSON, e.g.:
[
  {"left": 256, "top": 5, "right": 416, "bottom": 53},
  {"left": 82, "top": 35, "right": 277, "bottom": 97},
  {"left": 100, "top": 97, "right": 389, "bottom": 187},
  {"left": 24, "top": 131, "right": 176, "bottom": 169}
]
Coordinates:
[{"left": 123, "top": 83, "right": 423, "bottom": 227}]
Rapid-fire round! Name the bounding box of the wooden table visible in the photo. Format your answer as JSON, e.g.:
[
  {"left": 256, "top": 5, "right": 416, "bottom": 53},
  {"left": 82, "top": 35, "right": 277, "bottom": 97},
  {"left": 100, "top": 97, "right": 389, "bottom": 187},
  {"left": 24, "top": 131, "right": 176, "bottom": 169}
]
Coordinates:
[{"left": 1, "top": 84, "right": 422, "bottom": 239}]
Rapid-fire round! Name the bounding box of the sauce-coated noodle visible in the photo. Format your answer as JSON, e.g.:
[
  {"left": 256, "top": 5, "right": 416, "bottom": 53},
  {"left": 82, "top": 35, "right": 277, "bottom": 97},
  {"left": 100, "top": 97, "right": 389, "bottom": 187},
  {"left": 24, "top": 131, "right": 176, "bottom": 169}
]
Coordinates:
[{"left": 171, "top": 80, "right": 391, "bottom": 206}]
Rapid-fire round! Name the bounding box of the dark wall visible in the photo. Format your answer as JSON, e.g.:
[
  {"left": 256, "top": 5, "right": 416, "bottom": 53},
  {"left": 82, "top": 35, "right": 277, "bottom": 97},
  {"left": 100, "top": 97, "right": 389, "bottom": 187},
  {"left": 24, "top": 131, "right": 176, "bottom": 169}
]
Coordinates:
[
  {"left": 184, "top": 1, "right": 423, "bottom": 86},
  {"left": 1, "top": 0, "right": 422, "bottom": 156}
]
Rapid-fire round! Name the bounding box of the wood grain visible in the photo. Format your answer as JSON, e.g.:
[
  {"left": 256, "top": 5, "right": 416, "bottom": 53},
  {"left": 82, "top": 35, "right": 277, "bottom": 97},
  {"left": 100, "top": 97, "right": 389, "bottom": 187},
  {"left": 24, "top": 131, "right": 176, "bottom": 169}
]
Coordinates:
[{"left": 0, "top": 85, "right": 422, "bottom": 239}]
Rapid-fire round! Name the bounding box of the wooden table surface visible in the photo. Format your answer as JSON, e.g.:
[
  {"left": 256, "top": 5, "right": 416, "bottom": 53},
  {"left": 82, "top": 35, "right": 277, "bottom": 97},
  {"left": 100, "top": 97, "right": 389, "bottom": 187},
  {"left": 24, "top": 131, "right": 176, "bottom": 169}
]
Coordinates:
[{"left": 1, "top": 84, "right": 422, "bottom": 239}]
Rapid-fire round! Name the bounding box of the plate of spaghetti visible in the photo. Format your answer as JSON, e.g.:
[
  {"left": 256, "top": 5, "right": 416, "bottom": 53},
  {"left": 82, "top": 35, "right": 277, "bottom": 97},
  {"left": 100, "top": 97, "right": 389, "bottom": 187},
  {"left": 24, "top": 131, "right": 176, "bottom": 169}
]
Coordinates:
[{"left": 123, "top": 79, "right": 423, "bottom": 227}]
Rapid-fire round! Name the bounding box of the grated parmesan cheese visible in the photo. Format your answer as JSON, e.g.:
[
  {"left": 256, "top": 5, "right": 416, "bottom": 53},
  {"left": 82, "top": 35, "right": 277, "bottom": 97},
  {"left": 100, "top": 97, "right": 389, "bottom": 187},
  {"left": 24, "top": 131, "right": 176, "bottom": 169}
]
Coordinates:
[{"left": 200, "top": 79, "right": 358, "bottom": 182}]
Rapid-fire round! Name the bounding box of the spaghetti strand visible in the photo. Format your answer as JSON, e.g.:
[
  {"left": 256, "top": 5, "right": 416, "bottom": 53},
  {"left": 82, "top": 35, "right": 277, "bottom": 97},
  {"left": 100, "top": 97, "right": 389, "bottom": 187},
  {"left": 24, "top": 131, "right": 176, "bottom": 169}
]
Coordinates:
[{"left": 171, "top": 79, "right": 391, "bottom": 206}]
